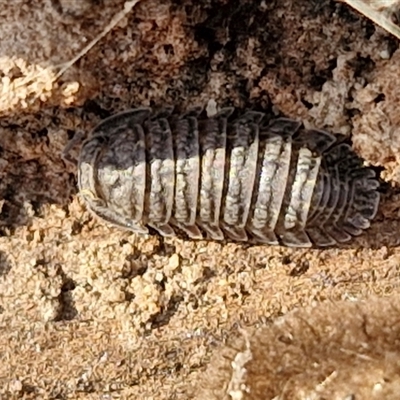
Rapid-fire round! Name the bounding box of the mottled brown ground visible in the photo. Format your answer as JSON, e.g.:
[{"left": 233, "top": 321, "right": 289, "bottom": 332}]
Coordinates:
[{"left": 1, "top": 1, "right": 400, "bottom": 399}]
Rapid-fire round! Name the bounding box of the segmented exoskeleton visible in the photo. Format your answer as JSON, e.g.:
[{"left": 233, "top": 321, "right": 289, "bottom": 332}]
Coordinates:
[{"left": 77, "top": 107, "right": 380, "bottom": 247}]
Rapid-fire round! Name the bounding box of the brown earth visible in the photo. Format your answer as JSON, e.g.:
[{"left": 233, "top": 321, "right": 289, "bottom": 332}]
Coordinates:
[{"left": 1, "top": 0, "right": 400, "bottom": 399}]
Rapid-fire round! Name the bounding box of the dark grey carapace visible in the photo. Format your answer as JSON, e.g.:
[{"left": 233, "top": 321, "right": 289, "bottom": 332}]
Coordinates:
[{"left": 77, "top": 107, "right": 380, "bottom": 248}]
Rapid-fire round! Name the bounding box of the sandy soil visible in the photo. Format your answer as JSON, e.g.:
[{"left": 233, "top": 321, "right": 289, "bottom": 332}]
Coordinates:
[{"left": 1, "top": 0, "right": 400, "bottom": 399}]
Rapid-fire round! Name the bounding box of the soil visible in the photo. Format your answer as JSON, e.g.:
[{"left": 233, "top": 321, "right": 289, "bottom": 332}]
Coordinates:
[{"left": 1, "top": 0, "right": 400, "bottom": 399}]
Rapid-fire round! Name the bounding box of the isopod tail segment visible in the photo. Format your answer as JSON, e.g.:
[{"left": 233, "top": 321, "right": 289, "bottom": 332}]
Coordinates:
[
  {"left": 76, "top": 107, "right": 380, "bottom": 248},
  {"left": 296, "top": 135, "right": 380, "bottom": 247}
]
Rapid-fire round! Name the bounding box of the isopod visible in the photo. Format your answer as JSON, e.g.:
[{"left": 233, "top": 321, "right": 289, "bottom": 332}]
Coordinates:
[{"left": 77, "top": 107, "right": 380, "bottom": 247}]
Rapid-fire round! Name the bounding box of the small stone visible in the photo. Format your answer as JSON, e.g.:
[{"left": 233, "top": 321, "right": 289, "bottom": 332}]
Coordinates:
[
  {"left": 155, "top": 271, "right": 164, "bottom": 282},
  {"left": 10, "top": 380, "right": 23, "bottom": 393},
  {"left": 168, "top": 254, "right": 180, "bottom": 270}
]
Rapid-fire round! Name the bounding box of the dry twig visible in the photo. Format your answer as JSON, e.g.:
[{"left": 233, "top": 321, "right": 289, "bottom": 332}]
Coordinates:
[
  {"left": 342, "top": 0, "right": 400, "bottom": 39},
  {"left": 54, "top": 0, "right": 142, "bottom": 80}
]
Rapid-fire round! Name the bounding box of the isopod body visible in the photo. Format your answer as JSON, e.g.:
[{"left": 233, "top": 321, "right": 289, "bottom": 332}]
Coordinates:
[{"left": 77, "top": 107, "right": 380, "bottom": 247}]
